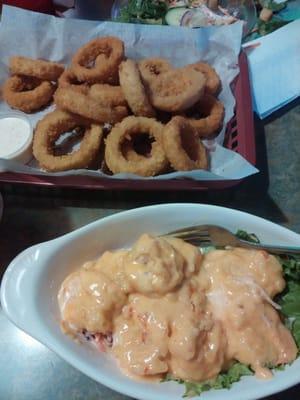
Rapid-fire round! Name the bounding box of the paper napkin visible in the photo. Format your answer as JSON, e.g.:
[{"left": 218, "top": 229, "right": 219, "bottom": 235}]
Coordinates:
[{"left": 244, "top": 19, "right": 300, "bottom": 119}]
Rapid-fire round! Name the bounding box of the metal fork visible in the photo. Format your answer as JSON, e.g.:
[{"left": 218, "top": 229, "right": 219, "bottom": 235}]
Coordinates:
[{"left": 165, "top": 225, "right": 300, "bottom": 255}]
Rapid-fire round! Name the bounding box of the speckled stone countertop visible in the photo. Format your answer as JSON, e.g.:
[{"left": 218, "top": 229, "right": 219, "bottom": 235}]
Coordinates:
[{"left": 0, "top": 101, "right": 299, "bottom": 400}]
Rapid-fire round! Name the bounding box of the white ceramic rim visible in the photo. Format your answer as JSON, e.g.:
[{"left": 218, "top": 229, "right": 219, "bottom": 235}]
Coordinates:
[{"left": 1, "top": 203, "right": 300, "bottom": 400}]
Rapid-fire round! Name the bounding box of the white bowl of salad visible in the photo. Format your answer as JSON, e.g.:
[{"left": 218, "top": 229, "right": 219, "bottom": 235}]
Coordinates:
[
  {"left": 1, "top": 203, "right": 300, "bottom": 400},
  {"left": 112, "top": 0, "right": 257, "bottom": 36}
]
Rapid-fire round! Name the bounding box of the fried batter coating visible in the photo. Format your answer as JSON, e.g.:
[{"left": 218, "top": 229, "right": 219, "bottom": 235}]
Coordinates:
[
  {"left": 58, "top": 69, "right": 89, "bottom": 94},
  {"left": 89, "top": 84, "right": 127, "bottom": 108},
  {"left": 147, "top": 67, "right": 206, "bottom": 113},
  {"left": 185, "top": 94, "right": 225, "bottom": 138},
  {"left": 105, "top": 116, "right": 168, "bottom": 176},
  {"left": 71, "top": 37, "right": 124, "bottom": 84},
  {"left": 3, "top": 75, "right": 55, "bottom": 113},
  {"left": 188, "top": 62, "right": 221, "bottom": 95},
  {"left": 54, "top": 87, "right": 128, "bottom": 124},
  {"left": 119, "top": 59, "right": 156, "bottom": 117},
  {"left": 162, "top": 116, "right": 208, "bottom": 171},
  {"left": 9, "top": 56, "right": 64, "bottom": 81},
  {"left": 33, "top": 110, "right": 103, "bottom": 172},
  {"left": 139, "top": 57, "right": 172, "bottom": 86}
]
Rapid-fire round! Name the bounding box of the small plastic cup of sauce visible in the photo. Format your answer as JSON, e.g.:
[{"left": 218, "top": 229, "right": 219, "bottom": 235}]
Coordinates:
[{"left": 0, "top": 112, "right": 33, "bottom": 164}]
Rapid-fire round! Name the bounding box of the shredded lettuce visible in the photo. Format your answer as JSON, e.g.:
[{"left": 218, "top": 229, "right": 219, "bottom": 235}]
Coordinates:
[
  {"left": 161, "top": 363, "right": 253, "bottom": 397},
  {"left": 235, "top": 230, "right": 260, "bottom": 243},
  {"left": 278, "top": 254, "right": 300, "bottom": 282},
  {"left": 257, "top": 17, "right": 289, "bottom": 35},
  {"left": 275, "top": 253, "right": 300, "bottom": 348},
  {"left": 259, "top": 0, "right": 288, "bottom": 12},
  {"left": 116, "top": 0, "right": 168, "bottom": 24}
]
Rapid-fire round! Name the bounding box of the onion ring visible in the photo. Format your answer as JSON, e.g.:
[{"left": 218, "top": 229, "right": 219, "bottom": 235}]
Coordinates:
[
  {"left": 105, "top": 116, "right": 168, "bottom": 176},
  {"left": 184, "top": 94, "right": 225, "bottom": 138},
  {"left": 71, "top": 37, "right": 124, "bottom": 84},
  {"left": 89, "top": 84, "right": 127, "bottom": 107},
  {"left": 147, "top": 67, "right": 206, "bottom": 112},
  {"left": 9, "top": 56, "right": 64, "bottom": 81},
  {"left": 119, "top": 60, "right": 155, "bottom": 118},
  {"left": 3, "top": 75, "right": 55, "bottom": 113},
  {"left": 58, "top": 69, "right": 89, "bottom": 94},
  {"left": 98, "top": 60, "right": 120, "bottom": 86},
  {"left": 54, "top": 87, "right": 128, "bottom": 124},
  {"left": 138, "top": 57, "right": 172, "bottom": 86},
  {"left": 188, "top": 62, "right": 221, "bottom": 95},
  {"left": 162, "top": 116, "right": 208, "bottom": 171},
  {"left": 33, "top": 109, "right": 103, "bottom": 172}
]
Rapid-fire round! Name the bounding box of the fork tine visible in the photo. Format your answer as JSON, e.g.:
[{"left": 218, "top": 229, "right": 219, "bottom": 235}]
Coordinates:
[
  {"left": 168, "top": 233, "right": 212, "bottom": 246},
  {"left": 168, "top": 231, "right": 209, "bottom": 239},
  {"left": 184, "top": 239, "right": 213, "bottom": 247},
  {"left": 164, "top": 224, "right": 300, "bottom": 254},
  {"left": 177, "top": 236, "right": 211, "bottom": 243},
  {"left": 166, "top": 225, "right": 210, "bottom": 236}
]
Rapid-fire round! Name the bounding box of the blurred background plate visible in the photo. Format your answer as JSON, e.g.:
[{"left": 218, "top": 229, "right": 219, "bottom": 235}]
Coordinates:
[
  {"left": 111, "top": 0, "right": 257, "bottom": 37},
  {"left": 219, "top": 0, "right": 257, "bottom": 36},
  {"left": 74, "top": 0, "right": 114, "bottom": 20}
]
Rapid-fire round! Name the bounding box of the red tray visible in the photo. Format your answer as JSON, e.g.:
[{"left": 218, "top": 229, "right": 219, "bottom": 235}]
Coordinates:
[{"left": 0, "top": 52, "right": 255, "bottom": 191}]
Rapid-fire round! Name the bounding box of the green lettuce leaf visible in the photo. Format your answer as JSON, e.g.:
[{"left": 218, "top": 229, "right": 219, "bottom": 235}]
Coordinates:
[
  {"left": 161, "top": 363, "right": 253, "bottom": 397},
  {"left": 277, "top": 254, "right": 300, "bottom": 281},
  {"left": 280, "top": 282, "right": 300, "bottom": 317},
  {"left": 259, "top": 0, "right": 288, "bottom": 12},
  {"left": 257, "top": 17, "right": 289, "bottom": 35},
  {"left": 276, "top": 253, "right": 300, "bottom": 347},
  {"left": 235, "top": 230, "right": 260, "bottom": 243},
  {"left": 291, "top": 319, "right": 300, "bottom": 349},
  {"left": 117, "top": 0, "right": 168, "bottom": 23},
  {"left": 279, "top": 280, "right": 300, "bottom": 348}
]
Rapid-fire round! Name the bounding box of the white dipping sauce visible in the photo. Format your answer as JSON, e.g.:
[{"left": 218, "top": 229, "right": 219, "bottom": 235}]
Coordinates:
[{"left": 0, "top": 117, "right": 32, "bottom": 163}]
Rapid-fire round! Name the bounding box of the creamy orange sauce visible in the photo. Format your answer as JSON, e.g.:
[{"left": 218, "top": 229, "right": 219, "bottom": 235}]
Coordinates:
[{"left": 58, "top": 234, "right": 297, "bottom": 382}]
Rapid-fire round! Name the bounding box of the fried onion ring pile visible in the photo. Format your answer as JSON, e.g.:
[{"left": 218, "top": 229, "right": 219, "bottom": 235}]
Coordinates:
[
  {"left": 58, "top": 69, "right": 89, "bottom": 94},
  {"left": 119, "top": 60, "right": 155, "bottom": 117},
  {"left": 3, "top": 55, "right": 64, "bottom": 113},
  {"left": 162, "top": 116, "right": 208, "bottom": 171},
  {"left": 33, "top": 110, "right": 103, "bottom": 172},
  {"left": 105, "top": 116, "right": 168, "bottom": 176},
  {"left": 9, "top": 56, "right": 64, "bottom": 81},
  {"left": 138, "top": 57, "right": 172, "bottom": 86},
  {"left": 184, "top": 94, "right": 225, "bottom": 138},
  {"left": 3, "top": 75, "right": 56, "bottom": 113},
  {"left": 89, "top": 84, "right": 127, "bottom": 108},
  {"left": 188, "top": 62, "right": 221, "bottom": 96},
  {"left": 2, "top": 36, "right": 226, "bottom": 175},
  {"left": 54, "top": 87, "right": 128, "bottom": 124},
  {"left": 147, "top": 67, "right": 206, "bottom": 112},
  {"left": 71, "top": 37, "right": 124, "bottom": 84}
]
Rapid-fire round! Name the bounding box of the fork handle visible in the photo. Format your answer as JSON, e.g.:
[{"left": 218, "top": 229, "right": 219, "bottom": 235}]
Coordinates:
[{"left": 239, "top": 240, "right": 300, "bottom": 255}]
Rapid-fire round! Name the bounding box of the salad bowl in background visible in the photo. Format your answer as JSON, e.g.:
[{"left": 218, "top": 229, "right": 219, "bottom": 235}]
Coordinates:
[
  {"left": 219, "top": 0, "right": 257, "bottom": 35},
  {"left": 111, "top": 0, "right": 257, "bottom": 37},
  {"left": 1, "top": 203, "right": 300, "bottom": 400}
]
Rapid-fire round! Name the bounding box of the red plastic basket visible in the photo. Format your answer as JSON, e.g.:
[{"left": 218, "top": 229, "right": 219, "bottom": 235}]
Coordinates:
[{"left": 0, "top": 52, "right": 255, "bottom": 191}]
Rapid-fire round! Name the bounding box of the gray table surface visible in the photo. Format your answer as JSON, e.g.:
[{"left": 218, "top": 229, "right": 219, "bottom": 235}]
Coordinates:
[{"left": 0, "top": 101, "right": 300, "bottom": 400}]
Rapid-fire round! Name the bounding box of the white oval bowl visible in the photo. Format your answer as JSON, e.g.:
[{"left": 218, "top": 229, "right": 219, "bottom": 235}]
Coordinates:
[{"left": 1, "top": 203, "right": 300, "bottom": 400}]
